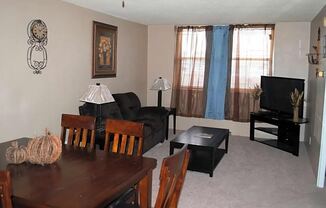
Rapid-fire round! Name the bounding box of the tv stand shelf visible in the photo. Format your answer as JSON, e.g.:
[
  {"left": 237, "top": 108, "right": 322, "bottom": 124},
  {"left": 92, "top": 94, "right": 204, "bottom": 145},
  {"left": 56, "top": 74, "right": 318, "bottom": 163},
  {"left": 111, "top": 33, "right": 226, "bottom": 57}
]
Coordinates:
[
  {"left": 254, "top": 127, "right": 278, "bottom": 136},
  {"left": 254, "top": 138, "right": 295, "bottom": 154},
  {"left": 250, "top": 111, "right": 308, "bottom": 156}
]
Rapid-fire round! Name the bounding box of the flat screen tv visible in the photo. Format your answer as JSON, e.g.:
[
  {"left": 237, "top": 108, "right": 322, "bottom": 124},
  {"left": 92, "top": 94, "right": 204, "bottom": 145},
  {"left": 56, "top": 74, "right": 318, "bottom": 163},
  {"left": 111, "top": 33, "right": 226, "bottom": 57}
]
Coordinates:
[{"left": 260, "top": 76, "right": 304, "bottom": 117}]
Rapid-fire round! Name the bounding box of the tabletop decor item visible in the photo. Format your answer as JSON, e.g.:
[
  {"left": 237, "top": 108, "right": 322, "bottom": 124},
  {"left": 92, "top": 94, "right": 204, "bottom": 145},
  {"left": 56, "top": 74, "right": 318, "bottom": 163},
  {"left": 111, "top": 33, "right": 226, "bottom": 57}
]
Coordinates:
[
  {"left": 80, "top": 83, "right": 115, "bottom": 127},
  {"left": 150, "top": 77, "right": 171, "bottom": 107},
  {"left": 92, "top": 21, "right": 117, "bottom": 78},
  {"left": 27, "top": 129, "right": 62, "bottom": 165},
  {"left": 251, "top": 84, "right": 263, "bottom": 112},
  {"left": 5, "top": 141, "right": 28, "bottom": 164},
  {"left": 27, "top": 19, "right": 48, "bottom": 74},
  {"left": 5, "top": 129, "right": 62, "bottom": 165},
  {"left": 290, "top": 88, "right": 304, "bottom": 122}
]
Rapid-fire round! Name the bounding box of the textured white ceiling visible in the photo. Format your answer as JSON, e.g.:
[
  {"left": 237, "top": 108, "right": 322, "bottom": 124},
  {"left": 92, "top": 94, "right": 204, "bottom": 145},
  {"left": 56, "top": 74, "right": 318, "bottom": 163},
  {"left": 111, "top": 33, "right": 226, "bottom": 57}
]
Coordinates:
[{"left": 61, "top": 0, "right": 326, "bottom": 25}]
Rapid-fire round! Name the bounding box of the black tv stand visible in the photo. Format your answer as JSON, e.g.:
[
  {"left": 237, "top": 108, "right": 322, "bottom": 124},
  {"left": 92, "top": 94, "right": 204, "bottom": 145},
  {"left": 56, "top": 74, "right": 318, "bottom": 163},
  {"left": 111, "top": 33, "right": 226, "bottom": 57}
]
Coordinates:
[{"left": 250, "top": 111, "right": 308, "bottom": 156}]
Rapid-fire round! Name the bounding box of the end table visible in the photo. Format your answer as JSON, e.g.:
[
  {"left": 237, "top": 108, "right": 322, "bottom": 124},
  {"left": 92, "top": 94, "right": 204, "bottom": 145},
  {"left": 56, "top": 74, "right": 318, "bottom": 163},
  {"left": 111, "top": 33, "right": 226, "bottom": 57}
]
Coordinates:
[{"left": 165, "top": 107, "right": 176, "bottom": 140}]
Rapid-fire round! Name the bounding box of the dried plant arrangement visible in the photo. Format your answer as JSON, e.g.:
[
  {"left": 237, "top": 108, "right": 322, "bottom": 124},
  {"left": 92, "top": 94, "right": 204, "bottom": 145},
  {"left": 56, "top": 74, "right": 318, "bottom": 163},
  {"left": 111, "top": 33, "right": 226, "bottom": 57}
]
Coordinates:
[
  {"left": 251, "top": 84, "right": 263, "bottom": 112},
  {"left": 252, "top": 84, "right": 263, "bottom": 100},
  {"left": 290, "top": 88, "right": 304, "bottom": 121},
  {"left": 290, "top": 88, "right": 304, "bottom": 107}
]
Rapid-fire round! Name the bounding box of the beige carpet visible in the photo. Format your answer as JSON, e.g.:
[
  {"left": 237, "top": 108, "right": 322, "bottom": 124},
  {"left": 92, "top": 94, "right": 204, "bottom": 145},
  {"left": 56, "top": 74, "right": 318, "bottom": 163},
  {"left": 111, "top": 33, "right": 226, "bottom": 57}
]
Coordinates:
[{"left": 144, "top": 130, "right": 326, "bottom": 208}]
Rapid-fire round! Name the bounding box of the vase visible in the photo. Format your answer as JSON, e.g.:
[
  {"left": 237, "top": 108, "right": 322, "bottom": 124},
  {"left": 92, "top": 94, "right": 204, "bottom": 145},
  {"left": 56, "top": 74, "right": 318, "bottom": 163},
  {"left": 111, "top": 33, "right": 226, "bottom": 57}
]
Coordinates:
[
  {"left": 253, "top": 101, "right": 256, "bottom": 113},
  {"left": 253, "top": 100, "right": 259, "bottom": 113},
  {"left": 293, "top": 106, "right": 299, "bottom": 122}
]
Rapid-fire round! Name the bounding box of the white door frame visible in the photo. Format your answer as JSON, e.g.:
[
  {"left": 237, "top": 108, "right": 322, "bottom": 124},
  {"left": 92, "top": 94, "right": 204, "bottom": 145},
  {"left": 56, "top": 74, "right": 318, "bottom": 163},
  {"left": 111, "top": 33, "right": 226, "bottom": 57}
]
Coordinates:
[{"left": 317, "top": 86, "right": 326, "bottom": 188}]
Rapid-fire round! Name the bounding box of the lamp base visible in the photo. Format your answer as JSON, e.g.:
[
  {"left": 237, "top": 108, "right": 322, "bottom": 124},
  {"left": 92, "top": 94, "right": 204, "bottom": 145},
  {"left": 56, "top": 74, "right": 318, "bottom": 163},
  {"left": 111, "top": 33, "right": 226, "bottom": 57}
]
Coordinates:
[{"left": 157, "top": 90, "right": 162, "bottom": 107}]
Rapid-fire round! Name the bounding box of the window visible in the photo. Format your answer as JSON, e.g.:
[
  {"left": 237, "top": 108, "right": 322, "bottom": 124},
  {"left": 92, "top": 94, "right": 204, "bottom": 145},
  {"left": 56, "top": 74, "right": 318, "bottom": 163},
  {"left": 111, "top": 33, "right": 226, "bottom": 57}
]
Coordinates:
[
  {"left": 171, "top": 25, "right": 275, "bottom": 120},
  {"left": 179, "top": 28, "right": 207, "bottom": 88},
  {"left": 178, "top": 26, "right": 274, "bottom": 90},
  {"left": 227, "top": 25, "right": 275, "bottom": 121},
  {"left": 171, "top": 26, "right": 209, "bottom": 117},
  {"left": 231, "top": 26, "right": 274, "bottom": 89}
]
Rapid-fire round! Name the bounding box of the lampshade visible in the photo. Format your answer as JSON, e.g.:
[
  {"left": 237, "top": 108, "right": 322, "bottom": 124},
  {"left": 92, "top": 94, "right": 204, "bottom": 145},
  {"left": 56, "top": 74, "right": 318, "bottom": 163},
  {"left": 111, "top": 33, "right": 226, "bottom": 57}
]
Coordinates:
[
  {"left": 80, "top": 83, "right": 115, "bottom": 104},
  {"left": 150, "top": 77, "right": 171, "bottom": 91}
]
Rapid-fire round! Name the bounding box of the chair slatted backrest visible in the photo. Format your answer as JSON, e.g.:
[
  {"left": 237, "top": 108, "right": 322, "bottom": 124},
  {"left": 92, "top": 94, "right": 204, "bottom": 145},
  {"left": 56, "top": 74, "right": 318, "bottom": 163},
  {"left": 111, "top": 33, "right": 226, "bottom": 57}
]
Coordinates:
[
  {"left": 60, "top": 114, "right": 96, "bottom": 150},
  {"left": 154, "top": 145, "right": 190, "bottom": 208},
  {"left": 0, "top": 171, "right": 13, "bottom": 208},
  {"left": 104, "top": 119, "right": 144, "bottom": 156}
]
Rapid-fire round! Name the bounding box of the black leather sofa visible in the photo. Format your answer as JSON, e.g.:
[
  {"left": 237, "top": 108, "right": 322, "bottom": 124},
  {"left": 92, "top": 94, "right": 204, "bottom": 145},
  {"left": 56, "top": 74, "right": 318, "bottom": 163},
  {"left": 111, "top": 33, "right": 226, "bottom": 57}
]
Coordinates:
[{"left": 79, "top": 92, "right": 168, "bottom": 153}]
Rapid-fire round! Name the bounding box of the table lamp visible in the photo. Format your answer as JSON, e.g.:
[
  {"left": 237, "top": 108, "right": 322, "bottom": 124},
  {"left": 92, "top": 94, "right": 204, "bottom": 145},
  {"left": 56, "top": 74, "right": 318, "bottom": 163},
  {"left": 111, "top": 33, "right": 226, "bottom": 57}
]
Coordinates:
[
  {"left": 150, "top": 77, "right": 171, "bottom": 107},
  {"left": 80, "top": 83, "right": 115, "bottom": 125}
]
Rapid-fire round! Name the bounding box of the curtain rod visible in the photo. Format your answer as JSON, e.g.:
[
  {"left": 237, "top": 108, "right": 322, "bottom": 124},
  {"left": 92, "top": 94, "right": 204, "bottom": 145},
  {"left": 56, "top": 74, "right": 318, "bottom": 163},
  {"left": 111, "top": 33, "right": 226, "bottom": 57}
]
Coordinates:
[{"left": 176, "top": 24, "right": 275, "bottom": 28}]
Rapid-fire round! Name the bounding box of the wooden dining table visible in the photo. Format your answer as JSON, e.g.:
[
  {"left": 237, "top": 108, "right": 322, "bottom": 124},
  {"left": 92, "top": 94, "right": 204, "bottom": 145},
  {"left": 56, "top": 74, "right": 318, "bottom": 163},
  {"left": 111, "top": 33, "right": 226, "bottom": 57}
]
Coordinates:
[{"left": 0, "top": 138, "right": 157, "bottom": 208}]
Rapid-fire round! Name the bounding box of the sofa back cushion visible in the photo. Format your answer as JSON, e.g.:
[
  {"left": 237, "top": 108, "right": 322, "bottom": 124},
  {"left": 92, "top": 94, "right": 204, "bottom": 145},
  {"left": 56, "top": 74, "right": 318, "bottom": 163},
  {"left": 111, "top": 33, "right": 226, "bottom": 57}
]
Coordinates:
[
  {"left": 113, "top": 92, "right": 141, "bottom": 120},
  {"left": 101, "top": 103, "right": 123, "bottom": 119}
]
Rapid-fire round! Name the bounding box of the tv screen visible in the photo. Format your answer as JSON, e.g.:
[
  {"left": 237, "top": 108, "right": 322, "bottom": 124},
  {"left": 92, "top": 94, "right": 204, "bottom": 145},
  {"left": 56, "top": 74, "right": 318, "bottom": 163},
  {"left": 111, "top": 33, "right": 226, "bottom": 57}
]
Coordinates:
[{"left": 260, "top": 76, "right": 304, "bottom": 117}]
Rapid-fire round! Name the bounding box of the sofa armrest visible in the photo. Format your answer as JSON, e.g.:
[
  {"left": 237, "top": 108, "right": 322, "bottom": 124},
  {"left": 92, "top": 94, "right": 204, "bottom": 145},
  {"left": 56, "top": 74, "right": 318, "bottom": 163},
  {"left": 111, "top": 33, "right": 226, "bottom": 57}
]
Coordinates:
[
  {"left": 79, "top": 103, "right": 96, "bottom": 116},
  {"left": 79, "top": 102, "right": 123, "bottom": 134},
  {"left": 138, "top": 106, "right": 169, "bottom": 119}
]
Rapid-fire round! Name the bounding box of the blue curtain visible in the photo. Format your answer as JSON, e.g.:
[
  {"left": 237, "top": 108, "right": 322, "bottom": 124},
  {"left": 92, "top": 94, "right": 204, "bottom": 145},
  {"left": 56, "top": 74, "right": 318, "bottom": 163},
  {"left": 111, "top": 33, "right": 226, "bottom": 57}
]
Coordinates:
[{"left": 205, "top": 26, "right": 229, "bottom": 119}]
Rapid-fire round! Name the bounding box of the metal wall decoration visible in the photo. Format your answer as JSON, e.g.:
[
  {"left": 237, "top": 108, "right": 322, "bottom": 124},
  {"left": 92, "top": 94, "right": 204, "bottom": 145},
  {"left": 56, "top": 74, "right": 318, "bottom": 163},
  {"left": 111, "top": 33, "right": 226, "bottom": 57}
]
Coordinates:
[
  {"left": 323, "top": 35, "right": 326, "bottom": 58},
  {"left": 307, "top": 27, "right": 321, "bottom": 65},
  {"left": 27, "top": 19, "right": 48, "bottom": 74}
]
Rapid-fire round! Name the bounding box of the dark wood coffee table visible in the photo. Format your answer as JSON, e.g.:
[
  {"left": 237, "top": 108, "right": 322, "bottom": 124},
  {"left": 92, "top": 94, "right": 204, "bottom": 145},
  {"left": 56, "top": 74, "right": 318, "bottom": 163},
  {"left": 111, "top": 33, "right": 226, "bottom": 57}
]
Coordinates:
[{"left": 170, "top": 126, "right": 229, "bottom": 177}]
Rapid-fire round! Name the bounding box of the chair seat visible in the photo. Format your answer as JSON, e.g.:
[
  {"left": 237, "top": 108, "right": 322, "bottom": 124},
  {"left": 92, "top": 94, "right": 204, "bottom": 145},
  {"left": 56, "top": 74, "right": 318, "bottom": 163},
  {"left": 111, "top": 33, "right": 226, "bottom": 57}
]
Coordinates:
[{"left": 107, "top": 187, "right": 138, "bottom": 208}]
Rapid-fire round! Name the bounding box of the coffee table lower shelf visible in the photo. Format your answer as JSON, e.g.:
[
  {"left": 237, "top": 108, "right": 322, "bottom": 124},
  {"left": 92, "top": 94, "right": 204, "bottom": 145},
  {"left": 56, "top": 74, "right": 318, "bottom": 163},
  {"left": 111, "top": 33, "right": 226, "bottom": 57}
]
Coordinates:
[
  {"left": 187, "top": 148, "right": 226, "bottom": 177},
  {"left": 170, "top": 144, "right": 226, "bottom": 177}
]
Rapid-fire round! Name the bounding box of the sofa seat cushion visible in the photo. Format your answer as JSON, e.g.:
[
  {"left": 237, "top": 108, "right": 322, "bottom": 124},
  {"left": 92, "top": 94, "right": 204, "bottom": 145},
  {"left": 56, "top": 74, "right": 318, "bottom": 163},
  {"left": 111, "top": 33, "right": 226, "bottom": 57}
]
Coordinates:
[
  {"left": 134, "top": 116, "right": 163, "bottom": 132},
  {"left": 143, "top": 124, "right": 152, "bottom": 140}
]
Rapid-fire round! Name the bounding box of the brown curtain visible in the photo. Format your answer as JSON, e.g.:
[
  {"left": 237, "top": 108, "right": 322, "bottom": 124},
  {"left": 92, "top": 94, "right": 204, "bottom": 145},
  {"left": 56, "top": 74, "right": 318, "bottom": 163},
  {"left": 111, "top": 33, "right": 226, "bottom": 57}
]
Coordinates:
[
  {"left": 224, "top": 26, "right": 234, "bottom": 118},
  {"left": 225, "top": 24, "right": 275, "bottom": 122},
  {"left": 171, "top": 26, "right": 212, "bottom": 117}
]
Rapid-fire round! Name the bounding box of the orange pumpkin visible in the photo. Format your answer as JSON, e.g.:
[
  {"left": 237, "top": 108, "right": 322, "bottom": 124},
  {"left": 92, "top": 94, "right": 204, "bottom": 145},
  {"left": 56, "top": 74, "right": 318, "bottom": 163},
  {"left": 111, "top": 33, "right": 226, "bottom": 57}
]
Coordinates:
[{"left": 27, "top": 129, "right": 62, "bottom": 165}]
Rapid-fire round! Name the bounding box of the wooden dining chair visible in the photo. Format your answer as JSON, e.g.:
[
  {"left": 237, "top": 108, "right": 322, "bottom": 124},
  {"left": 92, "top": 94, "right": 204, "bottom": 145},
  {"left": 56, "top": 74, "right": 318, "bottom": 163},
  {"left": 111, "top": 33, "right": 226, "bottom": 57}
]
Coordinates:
[
  {"left": 0, "top": 170, "right": 13, "bottom": 208},
  {"left": 104, "top": 119, "right": 144, "bottom": 156},
  {"left": 154, "top": 144, "right": 190, "bottom": 208},
  {"left": 109, "top": 145, "right": 190, "bottom": 208},
  {"left": 60, "top": 114, "right": 96, "bottom": 150}
]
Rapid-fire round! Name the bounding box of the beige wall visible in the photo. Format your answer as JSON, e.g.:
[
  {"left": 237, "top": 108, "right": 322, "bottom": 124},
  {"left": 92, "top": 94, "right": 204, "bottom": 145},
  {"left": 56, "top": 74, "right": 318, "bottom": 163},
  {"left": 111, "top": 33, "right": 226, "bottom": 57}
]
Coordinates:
[
  {"left": 0, "top": 0, "right": 148, "bottom": 141},
  {"left": 147, "top": 22, "right": 310, "bottom": 139},
  {"left": 274, "top": 22, "right": 311, "bottom": 140},
  {"left": 305, "top": 5, "right": 326, "bottom": 176},
  {"left": 147, "top": 25, "right": 175, "bottom": 107}
]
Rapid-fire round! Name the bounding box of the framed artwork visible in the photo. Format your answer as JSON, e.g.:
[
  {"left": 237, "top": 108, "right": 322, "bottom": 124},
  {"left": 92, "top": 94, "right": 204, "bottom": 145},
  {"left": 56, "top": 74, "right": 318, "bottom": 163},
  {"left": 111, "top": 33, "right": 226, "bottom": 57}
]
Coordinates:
[{"left": 92, "top": 21, "right": 117, "bottom": 78}]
